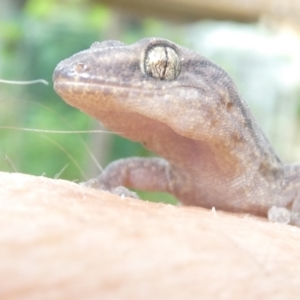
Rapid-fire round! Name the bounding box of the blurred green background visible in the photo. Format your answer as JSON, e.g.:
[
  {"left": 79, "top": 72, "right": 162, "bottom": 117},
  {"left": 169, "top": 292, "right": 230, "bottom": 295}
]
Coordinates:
[
  {"left": 0, "top": 0, "right": 184, "bottom": 204},
  {"left": 1, "top": 0, "right": 300, "bottom": 204}
]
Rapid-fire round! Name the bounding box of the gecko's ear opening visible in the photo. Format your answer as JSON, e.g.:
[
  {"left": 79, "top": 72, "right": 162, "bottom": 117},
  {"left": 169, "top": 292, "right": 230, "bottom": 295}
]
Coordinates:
[{"left": 141, "top": 44, "right": 181, "bottom": 81}]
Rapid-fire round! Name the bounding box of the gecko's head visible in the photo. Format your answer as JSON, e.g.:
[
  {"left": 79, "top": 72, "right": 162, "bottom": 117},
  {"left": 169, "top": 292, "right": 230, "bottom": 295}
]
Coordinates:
[
  {"left": 53, "top": 37, "right": 234, "bottom": 140},
  {"left": 53, "top": 38, "right": 185, "bottom": 101}
]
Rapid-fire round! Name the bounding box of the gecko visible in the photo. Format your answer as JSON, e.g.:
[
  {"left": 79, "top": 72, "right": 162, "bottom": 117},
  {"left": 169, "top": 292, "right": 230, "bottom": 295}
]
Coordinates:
[{"left": 53, "top": 37, "right": 300, "bottom": 226}]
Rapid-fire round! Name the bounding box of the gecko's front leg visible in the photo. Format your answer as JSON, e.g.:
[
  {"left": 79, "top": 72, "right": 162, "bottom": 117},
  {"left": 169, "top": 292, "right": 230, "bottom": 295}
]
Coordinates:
[{"left": 82, "top": 157, "right": 175, "bottom": 198}]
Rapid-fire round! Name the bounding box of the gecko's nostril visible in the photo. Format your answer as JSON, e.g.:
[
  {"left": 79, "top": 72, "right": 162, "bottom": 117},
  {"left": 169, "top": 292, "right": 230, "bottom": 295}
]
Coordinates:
[{"left": 74, "top": 62, "right": 88, "bottom": 73}]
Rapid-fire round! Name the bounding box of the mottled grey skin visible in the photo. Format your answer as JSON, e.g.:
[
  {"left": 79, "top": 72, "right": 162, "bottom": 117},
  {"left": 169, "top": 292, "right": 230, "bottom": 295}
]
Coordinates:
[{"left": 53, "top": 38, "right": 300, "bottom": 226}]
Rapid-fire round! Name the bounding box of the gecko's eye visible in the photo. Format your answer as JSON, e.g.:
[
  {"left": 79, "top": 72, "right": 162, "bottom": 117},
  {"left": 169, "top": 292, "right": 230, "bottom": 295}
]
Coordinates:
[{"left": 144, "top": 45, "right": 180, "bottom": 81}]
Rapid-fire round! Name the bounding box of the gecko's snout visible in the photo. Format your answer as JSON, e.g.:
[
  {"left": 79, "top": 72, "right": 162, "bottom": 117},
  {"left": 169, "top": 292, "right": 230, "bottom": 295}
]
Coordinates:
[{"left": 53, "top": 59, "right": 91, "bottom": 86}]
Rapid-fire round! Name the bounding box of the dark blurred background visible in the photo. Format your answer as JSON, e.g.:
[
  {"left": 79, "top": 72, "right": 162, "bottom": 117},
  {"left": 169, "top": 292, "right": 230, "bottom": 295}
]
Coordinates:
[{"left": 1, "top": 0, "right": 300, "bottom": 203}]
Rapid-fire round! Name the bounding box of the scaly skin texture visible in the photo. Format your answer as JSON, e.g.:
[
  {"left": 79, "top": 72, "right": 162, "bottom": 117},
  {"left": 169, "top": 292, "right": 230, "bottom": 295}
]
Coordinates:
[{"left": 53, "top": 38, "right": 300, "bottom": 226}]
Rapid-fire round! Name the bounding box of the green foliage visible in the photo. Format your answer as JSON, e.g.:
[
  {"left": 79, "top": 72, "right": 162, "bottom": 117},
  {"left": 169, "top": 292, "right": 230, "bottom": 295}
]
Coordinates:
[{"left": 0, "top": 0, "right": 109, "bottom": 180}]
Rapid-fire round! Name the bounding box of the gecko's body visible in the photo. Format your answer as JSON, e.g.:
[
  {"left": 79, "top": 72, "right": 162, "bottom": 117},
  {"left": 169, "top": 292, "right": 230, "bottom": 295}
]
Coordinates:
[{"left": 53, "top": 38, "right": 300, "bottom": 226}]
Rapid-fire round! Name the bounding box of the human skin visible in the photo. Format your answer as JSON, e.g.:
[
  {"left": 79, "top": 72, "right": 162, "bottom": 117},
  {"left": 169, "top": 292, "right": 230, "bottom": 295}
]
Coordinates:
[{"left": 0, "top": 171, "right": 299, "bottom": 299}]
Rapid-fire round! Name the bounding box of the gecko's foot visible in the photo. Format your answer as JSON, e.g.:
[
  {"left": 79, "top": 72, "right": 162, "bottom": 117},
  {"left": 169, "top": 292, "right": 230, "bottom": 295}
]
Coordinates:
[
  {"left": 111, "top": 186, "right": 139, "bottom": 199},
  {"left": 80, "top": 179, "right": 139, "bottom": 199},
  {"left": 289, "top": 212, "right": 300, "bottom": 227},
  {"left": 267, "top": 206, "right": 291, "bottom": 225}
]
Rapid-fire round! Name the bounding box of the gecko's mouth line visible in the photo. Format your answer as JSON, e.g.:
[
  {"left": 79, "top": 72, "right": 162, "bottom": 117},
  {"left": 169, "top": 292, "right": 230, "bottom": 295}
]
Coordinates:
[{"left": 54, "top": 80, "right": 198, "bottom": 93}]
